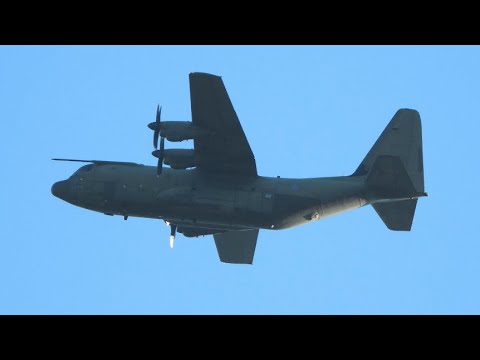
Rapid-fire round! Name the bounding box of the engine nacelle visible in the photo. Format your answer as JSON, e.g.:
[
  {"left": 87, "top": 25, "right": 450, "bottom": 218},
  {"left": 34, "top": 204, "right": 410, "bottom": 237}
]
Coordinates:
[
  {"left": 177, "top": 227, "right": 226, "bottom": 238},
  {"left": 148, "top": 121, "right": 209, "bottom": 142},
  {"left": 162, "top": 149, "right": 197, "bottom": 169}
]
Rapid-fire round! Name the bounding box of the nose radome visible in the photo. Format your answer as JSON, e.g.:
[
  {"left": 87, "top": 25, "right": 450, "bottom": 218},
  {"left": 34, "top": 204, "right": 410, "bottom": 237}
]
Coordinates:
[{"left": 51, "top": 180, "right": 69, "bottom": 199}]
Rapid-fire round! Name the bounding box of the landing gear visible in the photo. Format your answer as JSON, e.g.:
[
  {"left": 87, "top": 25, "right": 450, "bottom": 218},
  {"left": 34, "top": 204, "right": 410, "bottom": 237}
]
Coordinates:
[{"left": 169, "top": 224, "right": 177, "bottom": 248}]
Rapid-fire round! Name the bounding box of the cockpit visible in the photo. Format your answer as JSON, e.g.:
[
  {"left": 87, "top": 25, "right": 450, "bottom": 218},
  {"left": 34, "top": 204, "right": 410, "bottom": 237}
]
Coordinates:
[{"left": 71, "top": 164, "right": 94, "bottom": 177}]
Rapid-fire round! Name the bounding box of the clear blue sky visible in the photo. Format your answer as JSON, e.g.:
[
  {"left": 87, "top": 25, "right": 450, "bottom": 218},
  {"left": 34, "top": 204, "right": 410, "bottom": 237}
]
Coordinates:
[{"left": 1, "top": 45, "right": 478, "bottom": 314}]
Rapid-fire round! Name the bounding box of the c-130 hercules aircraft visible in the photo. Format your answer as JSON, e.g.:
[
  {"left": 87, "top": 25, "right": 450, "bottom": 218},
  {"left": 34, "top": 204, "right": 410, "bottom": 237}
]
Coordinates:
[{"left": 52, "top": 72, "right": 427, "bottom": 264}]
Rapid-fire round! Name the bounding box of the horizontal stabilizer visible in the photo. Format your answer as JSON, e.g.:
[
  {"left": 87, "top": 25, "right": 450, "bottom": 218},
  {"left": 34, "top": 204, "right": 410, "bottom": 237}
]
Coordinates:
[{"left": 372, "top": 199, "right": 418, "bottom": 231}]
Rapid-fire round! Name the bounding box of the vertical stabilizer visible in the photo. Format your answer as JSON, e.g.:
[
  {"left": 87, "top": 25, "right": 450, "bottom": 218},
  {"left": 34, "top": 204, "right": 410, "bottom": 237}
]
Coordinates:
[
  {"left": 354, "top": 109, "right": 426, "bottom": 231},
  {"left": 353, "top": 109, "right": 424, "bottom": 193}
]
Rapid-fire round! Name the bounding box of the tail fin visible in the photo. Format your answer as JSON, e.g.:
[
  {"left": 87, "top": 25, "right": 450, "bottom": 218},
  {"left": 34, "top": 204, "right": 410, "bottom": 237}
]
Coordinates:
[
  {"left": 353, "top": 109, "right": 426, "bottom": 231},
  {"left": 353, "top": 109, "right": 424, "bottom": 193}
]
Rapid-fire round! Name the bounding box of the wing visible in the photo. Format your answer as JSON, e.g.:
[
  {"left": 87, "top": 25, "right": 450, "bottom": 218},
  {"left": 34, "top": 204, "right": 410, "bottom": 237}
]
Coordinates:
[
  {"left": 189, "top": 72, "right": 257, "bottom": 176},
  {"left": 52, "top": 158, "right": 141, "bottom": 166},
  {"left": 214, "top": 229, "right": 259, "bottom": 265}
]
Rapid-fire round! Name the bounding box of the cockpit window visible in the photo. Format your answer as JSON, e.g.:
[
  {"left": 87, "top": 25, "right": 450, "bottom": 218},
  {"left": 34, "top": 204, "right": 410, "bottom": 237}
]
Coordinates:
[
  {"left": 81, "top": 164, "right": 94, "bottom": 172},
  {"left": 72, "top": 164, "right": 94, "bottom": 176}
]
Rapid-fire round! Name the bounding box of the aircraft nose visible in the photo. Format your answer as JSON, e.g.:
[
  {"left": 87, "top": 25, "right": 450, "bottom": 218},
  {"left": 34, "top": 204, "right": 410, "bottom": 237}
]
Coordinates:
[{"left": 51, "top": 180, "right": 69, "bottom": 200}]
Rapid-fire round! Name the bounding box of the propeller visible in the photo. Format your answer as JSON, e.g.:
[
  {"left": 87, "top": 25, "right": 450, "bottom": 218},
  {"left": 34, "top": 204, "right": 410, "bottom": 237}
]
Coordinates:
[
  {"left": 148, "top": 105, "right": 166, "bottom": 176},
  {"left": 156, "top": 137, "right": 165, "bottom": 176},
  {"left": 152, "top": 105, "right": 161, "bottom": 149},
  {"left": 169, "top": 223, "right": 177, "bottom": 248}
]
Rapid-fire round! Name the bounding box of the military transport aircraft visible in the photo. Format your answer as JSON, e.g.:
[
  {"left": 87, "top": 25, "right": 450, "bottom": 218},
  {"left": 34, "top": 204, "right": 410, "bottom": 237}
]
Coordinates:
[{"left": 52, "top": 72, "right": 427, "bottom": 264}]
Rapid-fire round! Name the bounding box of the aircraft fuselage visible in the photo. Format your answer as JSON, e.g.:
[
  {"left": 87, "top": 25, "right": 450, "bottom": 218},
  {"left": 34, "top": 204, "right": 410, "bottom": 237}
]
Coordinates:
[
  {"left": 51, "top": 72, "right": 426, "bottom": 264},
  {"left": 52, "top": 163, "right": 368, "bottom": 233}
]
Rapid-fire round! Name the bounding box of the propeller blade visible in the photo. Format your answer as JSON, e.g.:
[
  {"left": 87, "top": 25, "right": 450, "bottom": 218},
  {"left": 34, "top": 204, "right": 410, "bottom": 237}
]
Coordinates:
[
  {"left": 156, "top": 137, "right": 165, "bottom": 176},
  {"left": 153, "top": 132, "right": 159, "bottom": 149},
  {"left": 160, "top": 136, "right": 164, "bottom": 151},
  {"left": 156, "top": 104, "right": 161, "bottom": 123},
  {"left": 169, "top": 224, "right": 177, "bottom": 249},
  {"left": 157, "top": 157, "right": 163, "bottom": 176},
  {"left": 153, "top": 105, "right": 161, "bottom": 149}
]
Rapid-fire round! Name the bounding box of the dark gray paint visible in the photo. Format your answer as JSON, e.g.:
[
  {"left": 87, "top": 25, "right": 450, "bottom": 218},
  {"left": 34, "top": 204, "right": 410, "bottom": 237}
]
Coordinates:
[{"left": 52, "top": 73, "right": 427, "bottom": 264}]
